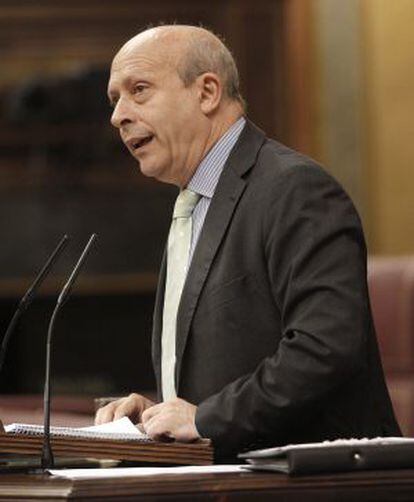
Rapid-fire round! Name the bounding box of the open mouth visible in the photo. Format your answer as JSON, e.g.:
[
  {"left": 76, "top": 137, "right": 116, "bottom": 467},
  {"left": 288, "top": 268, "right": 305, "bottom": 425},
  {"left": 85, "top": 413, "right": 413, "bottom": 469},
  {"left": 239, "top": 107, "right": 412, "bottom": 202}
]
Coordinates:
[{"left": 132, "top": 135, "right": 154, "bottom": 150}]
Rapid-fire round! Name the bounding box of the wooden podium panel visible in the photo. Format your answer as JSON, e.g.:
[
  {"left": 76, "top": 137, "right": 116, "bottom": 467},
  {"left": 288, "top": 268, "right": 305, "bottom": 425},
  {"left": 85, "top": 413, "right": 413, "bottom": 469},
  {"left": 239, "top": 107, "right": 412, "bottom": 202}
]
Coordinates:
[
  {"left": 0, "top": 432, "right": 212, "bottom": 466},
  {"left": 1, "top": 469, "right": 414, "bottom": 501}
]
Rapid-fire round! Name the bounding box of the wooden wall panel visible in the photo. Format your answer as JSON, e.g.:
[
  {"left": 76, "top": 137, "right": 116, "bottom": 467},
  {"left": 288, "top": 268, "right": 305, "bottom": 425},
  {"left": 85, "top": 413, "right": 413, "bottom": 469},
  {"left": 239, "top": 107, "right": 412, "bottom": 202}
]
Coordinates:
[
  {"left": 0, "top": 0, "right": 290, "bottom": 281},
  {"left": 282, "top": 0, "right": 317, "bottom": 157}
]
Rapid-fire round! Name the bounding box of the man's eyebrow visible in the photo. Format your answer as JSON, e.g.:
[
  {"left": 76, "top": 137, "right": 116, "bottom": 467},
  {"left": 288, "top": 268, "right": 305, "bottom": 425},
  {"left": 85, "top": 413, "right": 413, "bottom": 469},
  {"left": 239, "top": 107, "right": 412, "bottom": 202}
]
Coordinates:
[
  {"left": 107, "top": 72, "right": 153, "bottom": 105},
  {"left": 107, "top": 87, "right": 118, "bottom": 105}
]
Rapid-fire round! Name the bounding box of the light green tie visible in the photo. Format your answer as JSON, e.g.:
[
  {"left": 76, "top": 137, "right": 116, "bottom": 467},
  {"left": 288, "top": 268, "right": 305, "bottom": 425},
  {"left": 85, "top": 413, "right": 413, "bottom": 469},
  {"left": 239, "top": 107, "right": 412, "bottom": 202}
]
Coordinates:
[{"left": 161, "top": 189, "right": 200, "bottom": 401}]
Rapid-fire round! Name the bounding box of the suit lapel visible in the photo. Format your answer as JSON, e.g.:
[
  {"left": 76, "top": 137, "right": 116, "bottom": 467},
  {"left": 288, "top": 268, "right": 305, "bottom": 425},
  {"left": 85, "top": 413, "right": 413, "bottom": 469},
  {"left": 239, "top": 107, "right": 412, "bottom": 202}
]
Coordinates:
[{"left": 175, "top": 121, "right": 266, "bottom": 389}]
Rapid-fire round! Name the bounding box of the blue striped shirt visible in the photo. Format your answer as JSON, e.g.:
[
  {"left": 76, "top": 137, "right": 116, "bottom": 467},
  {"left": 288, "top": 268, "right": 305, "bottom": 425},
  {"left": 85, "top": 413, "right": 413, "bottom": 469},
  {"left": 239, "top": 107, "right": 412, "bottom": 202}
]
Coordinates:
[{"left": 186, "top": 117, "right": 246, "bottom": 264}]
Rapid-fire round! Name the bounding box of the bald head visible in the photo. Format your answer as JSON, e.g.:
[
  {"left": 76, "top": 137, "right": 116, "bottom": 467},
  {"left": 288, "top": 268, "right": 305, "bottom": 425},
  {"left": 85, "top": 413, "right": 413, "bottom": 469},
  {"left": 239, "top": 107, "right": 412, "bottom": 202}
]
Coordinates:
[
  {"left": 113, "top": 25, "right": 244, "bottom": 107},
  {"left": 108, "top": 25, "right": 245, "bottom": 187}
]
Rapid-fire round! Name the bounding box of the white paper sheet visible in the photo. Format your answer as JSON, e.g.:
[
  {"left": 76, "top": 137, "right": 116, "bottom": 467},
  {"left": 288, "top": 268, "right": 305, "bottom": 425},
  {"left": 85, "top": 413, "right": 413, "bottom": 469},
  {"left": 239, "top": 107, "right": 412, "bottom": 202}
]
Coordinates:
[
  {"left": 50, "top": 465, "right": 246, "bottom": 479},
  {"left": 80, "top": 416, "right": 142, "bottom": 435}
]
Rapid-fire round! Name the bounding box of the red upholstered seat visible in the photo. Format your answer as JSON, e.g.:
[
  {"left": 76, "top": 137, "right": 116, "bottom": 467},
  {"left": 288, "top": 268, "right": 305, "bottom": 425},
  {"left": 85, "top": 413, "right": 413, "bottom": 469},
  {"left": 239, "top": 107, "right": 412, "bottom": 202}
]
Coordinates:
[{"left": 368, "top": 256, "right": 414, "bottom": 436}]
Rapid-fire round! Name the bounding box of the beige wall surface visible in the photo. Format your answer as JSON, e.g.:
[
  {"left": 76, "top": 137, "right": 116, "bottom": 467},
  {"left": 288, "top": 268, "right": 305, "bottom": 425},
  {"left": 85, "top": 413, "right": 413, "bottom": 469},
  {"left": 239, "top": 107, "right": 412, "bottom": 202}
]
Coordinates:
[
  {"left": 313, "top": 0, "right": 365, "bottom": 219},
  {"left": 310, "top": 0, "right": 414, "bottom": 254},
  {"left": 361, "top": 0, "right": 414, "bottom": 254}
]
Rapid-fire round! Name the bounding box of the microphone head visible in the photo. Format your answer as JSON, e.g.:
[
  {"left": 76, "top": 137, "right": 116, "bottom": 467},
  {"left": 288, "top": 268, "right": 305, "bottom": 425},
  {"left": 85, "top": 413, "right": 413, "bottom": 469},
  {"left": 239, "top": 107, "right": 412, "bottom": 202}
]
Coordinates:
[{"left": 57, "top": 233, "right": 98, "bottom": 305}]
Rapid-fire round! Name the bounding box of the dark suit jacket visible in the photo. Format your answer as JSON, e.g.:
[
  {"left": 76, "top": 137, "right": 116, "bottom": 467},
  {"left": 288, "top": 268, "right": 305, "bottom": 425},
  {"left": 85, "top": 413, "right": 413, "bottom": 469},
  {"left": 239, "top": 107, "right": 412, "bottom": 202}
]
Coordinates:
[{"left": 151, "top": 120, "right": 400, "bottom": 459}]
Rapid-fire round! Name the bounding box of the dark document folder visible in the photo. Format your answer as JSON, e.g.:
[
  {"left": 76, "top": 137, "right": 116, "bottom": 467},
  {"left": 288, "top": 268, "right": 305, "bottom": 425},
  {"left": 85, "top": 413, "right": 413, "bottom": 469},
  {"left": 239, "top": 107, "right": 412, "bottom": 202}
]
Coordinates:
[{"left": 239, "top": 438, "right": 414, "bottom": 475}]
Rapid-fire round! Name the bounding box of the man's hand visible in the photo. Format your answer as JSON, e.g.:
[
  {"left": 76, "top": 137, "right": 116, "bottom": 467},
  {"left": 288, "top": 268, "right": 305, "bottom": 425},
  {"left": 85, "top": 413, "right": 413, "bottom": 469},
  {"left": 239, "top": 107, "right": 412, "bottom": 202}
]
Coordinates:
[
  {"left": 141, "top": 398, "right": 200, "bottom": 442},
  {"left": 95, "top": 393, "right": 155, "bottom": 425}
]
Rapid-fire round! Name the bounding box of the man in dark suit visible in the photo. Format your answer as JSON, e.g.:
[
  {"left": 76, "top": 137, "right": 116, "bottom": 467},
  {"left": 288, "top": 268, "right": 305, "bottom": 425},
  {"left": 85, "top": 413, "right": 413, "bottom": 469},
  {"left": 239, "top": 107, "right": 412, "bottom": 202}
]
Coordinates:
[{"left": 96, "top": 25, "right": 400, "bottom": 458}]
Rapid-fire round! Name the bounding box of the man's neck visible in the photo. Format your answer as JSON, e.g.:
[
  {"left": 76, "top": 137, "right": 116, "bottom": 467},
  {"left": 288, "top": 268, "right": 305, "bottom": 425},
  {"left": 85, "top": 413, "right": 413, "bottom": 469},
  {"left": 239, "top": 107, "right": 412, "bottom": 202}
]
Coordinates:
[{"left": 179, "top": 105, "right": 244, "bottom": 188}]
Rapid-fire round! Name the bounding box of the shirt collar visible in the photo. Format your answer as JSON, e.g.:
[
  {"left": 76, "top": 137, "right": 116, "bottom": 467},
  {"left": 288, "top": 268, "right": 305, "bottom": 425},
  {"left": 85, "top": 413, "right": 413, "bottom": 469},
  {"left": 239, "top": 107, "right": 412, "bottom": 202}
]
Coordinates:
[{"left": 187, "top": 117, "right": 246, "bottom": 199}]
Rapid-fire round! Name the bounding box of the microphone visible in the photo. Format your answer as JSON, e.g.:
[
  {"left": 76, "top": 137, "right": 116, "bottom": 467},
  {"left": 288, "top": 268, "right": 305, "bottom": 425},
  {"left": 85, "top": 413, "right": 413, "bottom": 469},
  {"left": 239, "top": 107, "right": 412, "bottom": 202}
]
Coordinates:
[
  {"left": 41, "top": 233, "right": 97, "bottom": 470},
  {"left": 0, "top": 235, "right": 70, "bottom": 374}
]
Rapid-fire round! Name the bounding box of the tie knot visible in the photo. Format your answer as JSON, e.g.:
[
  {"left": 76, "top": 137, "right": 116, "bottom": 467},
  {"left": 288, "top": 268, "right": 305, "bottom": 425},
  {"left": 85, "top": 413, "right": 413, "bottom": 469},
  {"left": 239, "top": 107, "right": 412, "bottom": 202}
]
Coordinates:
[{"left": 173, "top": 189, "right": 200, "bottom": 218}]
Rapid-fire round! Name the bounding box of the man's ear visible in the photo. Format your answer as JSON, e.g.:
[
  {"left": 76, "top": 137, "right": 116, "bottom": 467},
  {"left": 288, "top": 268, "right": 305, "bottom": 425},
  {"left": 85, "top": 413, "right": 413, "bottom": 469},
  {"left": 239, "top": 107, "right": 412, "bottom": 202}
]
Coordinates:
[{"left": 197, "top": 73, "right": 222, "bottom": 115}]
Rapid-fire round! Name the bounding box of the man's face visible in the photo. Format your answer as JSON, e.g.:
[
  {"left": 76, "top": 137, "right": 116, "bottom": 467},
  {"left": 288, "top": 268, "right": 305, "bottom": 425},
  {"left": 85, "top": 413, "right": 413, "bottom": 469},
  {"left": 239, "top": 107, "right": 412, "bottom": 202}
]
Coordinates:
[{"left": 108, "top": 39, "right": 206, "bottom": 186}]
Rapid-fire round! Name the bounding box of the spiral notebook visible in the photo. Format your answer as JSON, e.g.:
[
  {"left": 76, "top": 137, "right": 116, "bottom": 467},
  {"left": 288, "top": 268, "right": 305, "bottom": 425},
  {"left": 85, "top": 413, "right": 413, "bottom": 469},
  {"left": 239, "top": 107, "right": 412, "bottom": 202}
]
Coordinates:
[{"left": 5, "top": 417, "right": 152, "bottom": 442}]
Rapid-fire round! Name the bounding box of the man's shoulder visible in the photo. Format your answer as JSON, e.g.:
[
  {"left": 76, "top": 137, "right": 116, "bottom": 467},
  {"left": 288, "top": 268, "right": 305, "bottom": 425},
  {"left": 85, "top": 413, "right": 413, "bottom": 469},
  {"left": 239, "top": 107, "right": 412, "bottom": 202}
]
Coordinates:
[
  {"left": 242, "top": 133, "right": 361, "bottom": 227},
  {"left": 237, "top": 121, "right": 352, "bottom": 203},
  {"left": 252, "top": 136, "right": 338, "bottom": 191}
]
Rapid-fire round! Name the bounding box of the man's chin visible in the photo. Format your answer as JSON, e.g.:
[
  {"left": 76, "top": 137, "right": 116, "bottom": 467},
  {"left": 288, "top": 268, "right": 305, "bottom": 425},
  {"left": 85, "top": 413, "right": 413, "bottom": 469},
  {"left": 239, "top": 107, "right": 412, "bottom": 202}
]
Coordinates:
[{"left": 137, "top": 160, "right": 163, "bottom": 181}]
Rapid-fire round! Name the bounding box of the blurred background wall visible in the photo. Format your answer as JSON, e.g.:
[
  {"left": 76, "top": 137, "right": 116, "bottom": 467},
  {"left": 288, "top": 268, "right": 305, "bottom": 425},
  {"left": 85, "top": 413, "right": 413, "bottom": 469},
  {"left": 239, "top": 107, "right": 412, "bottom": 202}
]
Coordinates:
[{"left": 0, "top": 0, "right": 413, "bottom": 398}]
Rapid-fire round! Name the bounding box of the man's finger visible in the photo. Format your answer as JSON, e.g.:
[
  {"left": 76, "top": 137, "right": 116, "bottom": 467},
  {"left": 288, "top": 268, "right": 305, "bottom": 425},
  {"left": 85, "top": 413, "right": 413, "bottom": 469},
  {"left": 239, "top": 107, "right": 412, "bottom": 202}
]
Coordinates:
[
  {"left": 113, "top": 398, "right": 140, "bottom": 421},
  {"left": 143, "top": 414, "right": 174, "bottom": 441},
  {"left": 113, "top": 393, "right": 153, "bottom": 423},
  {"left": 95, "top": 400, "right": 122, "bottom": 425},
  {"left": 95, "top": 394, "right": 156, "bottom": 425},
  {"left": 141, "top": 402, "right": 165, "bottom": 424}
]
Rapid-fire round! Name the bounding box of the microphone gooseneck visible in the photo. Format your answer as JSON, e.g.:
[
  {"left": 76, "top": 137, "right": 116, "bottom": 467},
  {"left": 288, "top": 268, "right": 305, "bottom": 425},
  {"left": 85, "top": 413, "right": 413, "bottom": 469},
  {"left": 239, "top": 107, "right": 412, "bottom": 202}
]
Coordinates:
[
  {"left": 0, "top": 235, "right": 70, "bottom": 374},
  {"left": 41, "top": 233, "right": 97, "bottom": 470},
  {"left": 40, "top": 305, "right": 59, "bottom": 470}
]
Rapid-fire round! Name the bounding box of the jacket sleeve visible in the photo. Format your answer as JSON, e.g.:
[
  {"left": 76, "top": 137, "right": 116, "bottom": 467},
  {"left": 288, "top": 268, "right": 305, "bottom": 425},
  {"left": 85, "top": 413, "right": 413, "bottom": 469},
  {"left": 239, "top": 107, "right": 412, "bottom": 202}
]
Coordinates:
[{"left": 195, "top": 163, "right": 372, "bottom": 454}]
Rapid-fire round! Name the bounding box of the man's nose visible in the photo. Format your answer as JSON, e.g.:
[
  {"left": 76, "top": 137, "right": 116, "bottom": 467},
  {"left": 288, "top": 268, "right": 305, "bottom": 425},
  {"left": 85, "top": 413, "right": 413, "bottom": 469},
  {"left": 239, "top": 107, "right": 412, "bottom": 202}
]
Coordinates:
[{"left": 110, "top": 97, "right": 133, "bottom": 129}]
